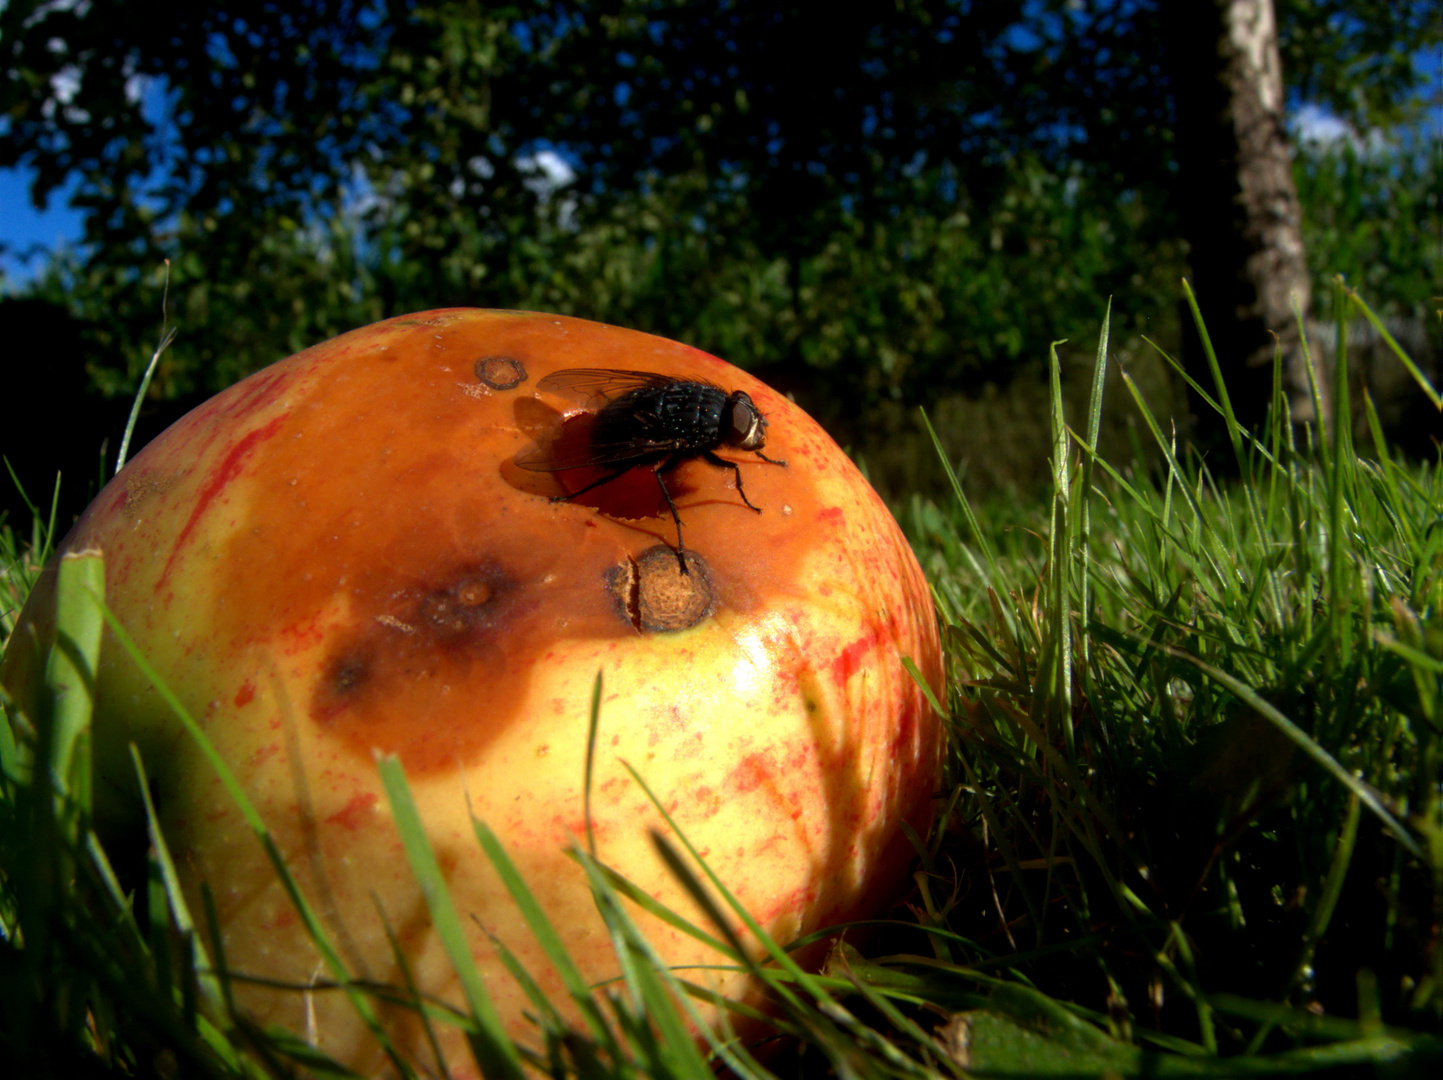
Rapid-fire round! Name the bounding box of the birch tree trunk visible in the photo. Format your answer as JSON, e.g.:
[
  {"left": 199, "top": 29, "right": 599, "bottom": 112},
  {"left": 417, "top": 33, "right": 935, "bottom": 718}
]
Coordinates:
[{"left": 1162, "top": 0, "right": 1318, "bottom": 449}]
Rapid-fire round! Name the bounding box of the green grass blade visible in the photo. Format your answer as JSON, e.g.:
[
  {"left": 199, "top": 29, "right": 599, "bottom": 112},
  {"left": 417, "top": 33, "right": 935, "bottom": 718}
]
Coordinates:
[
  {"left": 1182, "top": 278, "right": 1245, "bottom": 469},
  {"left": 568, "top": 843, "right": 774, "bottom": 1080},
  {"left": 573, "top": 855, "right": 734, "bottom": 959},
  {"left": 584, "top": 669, "right": 601, "bottom": 857},
  {"left": 1162, "top": 645, "right": 1420, "bottom": 859},
  {"left": 1077, "top": 302, "right": 1112, "bottom": 666},
  {"left": 919, "top": 406, "right": 1000, "bottom": 581},
  {"left": 1045, "top": 340, "right": 1074, "bottom": 756},
  {"left": 131, "top": 743, "right": 226, "bottom": 1015},
  {"left": 91, "top": 599, "right": 408, "bottom": 1071},
  {"left": 371, "top": 895, "right": 453, "bottom": 1080},
  {"left": 468, "top": 813, "right": 617, "bottom": 1046},
  {"left": 375, "top": 754, "right": 526, "bottom": 1080},
  {"left": 45, "top": 550, "right": 104, "bottom": 814},
  {"left": 116, "top": 326, "right": 177, "bottom": 474},
  {"left": 1344, "top": 285, "right": 1442, "bottom": 408}
]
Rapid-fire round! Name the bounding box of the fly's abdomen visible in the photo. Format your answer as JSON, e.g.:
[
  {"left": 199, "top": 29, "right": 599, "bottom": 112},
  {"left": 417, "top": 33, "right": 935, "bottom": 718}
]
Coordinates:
[{"left": 596, "top": 382, "right": 728, "bottom": 451}]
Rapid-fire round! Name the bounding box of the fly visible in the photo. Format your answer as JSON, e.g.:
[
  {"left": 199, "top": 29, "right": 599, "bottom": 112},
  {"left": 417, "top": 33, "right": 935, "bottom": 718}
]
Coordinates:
[{"left": 514, "top": 369, "right": 787, "bottom": 573}]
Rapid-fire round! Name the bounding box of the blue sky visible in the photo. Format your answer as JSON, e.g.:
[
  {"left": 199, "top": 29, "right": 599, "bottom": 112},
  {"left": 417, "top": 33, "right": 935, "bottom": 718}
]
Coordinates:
[{"left": 0, "top": 169, "right": 84, "bottom": 279}]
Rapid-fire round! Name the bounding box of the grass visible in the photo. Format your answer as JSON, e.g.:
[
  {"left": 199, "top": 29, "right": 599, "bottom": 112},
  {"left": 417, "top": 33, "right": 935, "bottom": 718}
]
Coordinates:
[{"left": 3, "top": 282, "right": 1443, "bottom": 1077}]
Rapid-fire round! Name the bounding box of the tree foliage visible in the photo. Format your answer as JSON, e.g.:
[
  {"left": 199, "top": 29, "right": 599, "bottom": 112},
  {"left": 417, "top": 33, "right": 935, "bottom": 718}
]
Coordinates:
[
  {"left": 1296, "top": 138, "right": 1443, "bottom": 320},
  {"left": 1, "top": 1, "right": 1437, "bottom": 414}
]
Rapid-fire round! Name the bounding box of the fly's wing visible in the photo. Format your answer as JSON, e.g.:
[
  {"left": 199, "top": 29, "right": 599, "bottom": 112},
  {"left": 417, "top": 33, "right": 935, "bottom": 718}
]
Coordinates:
[
  {"left": 516, "top": 371, "right": 695, "bottom": 472},
  {"left": 514, "top": 432, "right": 673, "bottom": 472},
  {"left": 536, "top": 369, "right": 705, "bottom": 406}
]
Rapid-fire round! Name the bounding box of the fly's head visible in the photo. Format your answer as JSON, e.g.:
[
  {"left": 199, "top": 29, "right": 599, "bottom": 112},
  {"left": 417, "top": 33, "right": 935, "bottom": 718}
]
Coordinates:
[{"left": 723, "top": 390, "right": 768, "bottom": 451}]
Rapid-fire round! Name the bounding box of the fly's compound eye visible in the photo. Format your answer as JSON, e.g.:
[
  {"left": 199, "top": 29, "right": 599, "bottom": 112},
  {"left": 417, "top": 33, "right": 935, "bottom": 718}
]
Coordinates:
[{"left": 726, "top": 391, "right": 767, "bottom": 450}]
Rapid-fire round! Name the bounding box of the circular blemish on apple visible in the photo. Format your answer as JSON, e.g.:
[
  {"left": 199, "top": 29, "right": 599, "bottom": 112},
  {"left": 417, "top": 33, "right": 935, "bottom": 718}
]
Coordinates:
[
  {"left": 326, "top": 651, "right": 372, "bottom": 699},
  {"left": 608, "top": 545, "right": 715, "bottom": 633},
  {"left": 419, "top": 575, "right": 500, "bottom": 635},
  {"left": 475, "top": 356, "right": 527, "bottom": 390}
]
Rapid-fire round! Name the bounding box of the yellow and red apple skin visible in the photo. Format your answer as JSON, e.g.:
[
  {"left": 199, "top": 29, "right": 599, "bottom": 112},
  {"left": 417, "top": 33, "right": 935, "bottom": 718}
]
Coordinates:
[{"left": 2, "top": 310, "right": 943, "bottom": 1074}]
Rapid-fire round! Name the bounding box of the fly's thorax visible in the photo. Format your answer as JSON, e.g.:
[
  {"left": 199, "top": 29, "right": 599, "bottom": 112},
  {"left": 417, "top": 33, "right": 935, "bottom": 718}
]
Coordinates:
[{"left": 723, "top": 390, "right": 768, "bottom": 450}]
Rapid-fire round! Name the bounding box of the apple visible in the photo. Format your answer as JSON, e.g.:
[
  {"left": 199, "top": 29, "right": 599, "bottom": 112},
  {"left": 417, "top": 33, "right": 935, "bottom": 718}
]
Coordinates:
[{"left": 2, "top": 310, "right": 944, "bottom": 1074}]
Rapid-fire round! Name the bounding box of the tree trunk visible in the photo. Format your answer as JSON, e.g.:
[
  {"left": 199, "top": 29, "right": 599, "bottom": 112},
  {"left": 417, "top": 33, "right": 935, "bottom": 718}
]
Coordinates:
[{"left": 1162, "top": 0, "right": 1317, "bottom": 453}]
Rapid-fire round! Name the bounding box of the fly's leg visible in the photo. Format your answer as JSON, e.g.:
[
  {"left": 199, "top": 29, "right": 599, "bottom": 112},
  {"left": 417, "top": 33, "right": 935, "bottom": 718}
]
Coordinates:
[
  {"left": 701, "top": 451, "right": 760, "bottom": 513},
  {"left": 549, "top": 467, "right": 633, "bottom": 503},
  {"left": 549, "top": 457, "right": 691, "bottom": 575},
  {"left": 702, "top": 449, "right": 791, "bottom": 513},
  {"left": 652, "top": 455, "right": 689, "bottom": 574}
]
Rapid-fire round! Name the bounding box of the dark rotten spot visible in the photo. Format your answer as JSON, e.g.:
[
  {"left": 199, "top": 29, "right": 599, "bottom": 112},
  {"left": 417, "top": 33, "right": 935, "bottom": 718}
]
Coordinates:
[
  {"left": 475, "top": 356, "right": 527, "bottom": 391},
  {"left": 419, "top": 575, "right": 499, "bottom": 635},
  {"left": 607, "top": 545, "right": 715, "bottom": 633},
  {"left": 309, "top": 562, "right": 520, "bottom": 747},
  {"left": 327, "top": 652, "right": 371, "bottom": 699}
]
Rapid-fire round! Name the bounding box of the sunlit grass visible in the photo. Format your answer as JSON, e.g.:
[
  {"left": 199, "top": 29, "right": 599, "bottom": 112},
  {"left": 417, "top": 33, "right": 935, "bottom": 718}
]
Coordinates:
[{"left": 3, "top": 283, "right": 1442, "bottom": 1076}]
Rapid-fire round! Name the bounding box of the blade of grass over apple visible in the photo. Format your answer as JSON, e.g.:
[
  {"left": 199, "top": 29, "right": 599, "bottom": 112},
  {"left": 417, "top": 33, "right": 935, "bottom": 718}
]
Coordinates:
[
  {"left": 370, "top": 897, "right": 455, "bottom": 1078},
  {"left": 95, "top": 599, "right": 411, "bottom": 1074},
  {"left": 467, "top": 813, "right": 619, "bottom": 1050},
  {"left": 564, "top": 845, "right": 717, "bottom": 1078},
  {"left": 619, "top": 760, "right": 919, "bottom": 1073},
  {"left": 376, "top": 754, "right": 526, "bottom": 1080},
  {"left": 567, "top": 841, "right": 769, "bottom": 1080},
  {"left": 1, "top": 566, "right": 265, "bottom": 1076},
  {"left": 621, "top": 765, "right": 823, "bottom": 1000},
  {"left": 131, "top": 744, "right": 227, "bottom": 1021},
  {"left": 42, "top": 549, "right": 103, "bottom": 814},
  {"left": 578, "top": 856, "right": 735, "bottom": 960},
  {"left": 470, "top": 690, "right": 758, "bottom": 1071},
  {"left": 583, "top": 669, "right": 602, "bottom": 857},
  {"left": 475, "top": 921, "right": 575, "bottom": 1069},
  {"left": 8, "top": 549, "right": 105, "bottom": 952}
]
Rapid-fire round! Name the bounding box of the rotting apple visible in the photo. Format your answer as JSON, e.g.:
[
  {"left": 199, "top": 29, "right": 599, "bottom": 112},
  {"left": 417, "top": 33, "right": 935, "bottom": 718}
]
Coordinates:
[{"left": 2, "top": 310, "right": 945, "bottom": 1075}]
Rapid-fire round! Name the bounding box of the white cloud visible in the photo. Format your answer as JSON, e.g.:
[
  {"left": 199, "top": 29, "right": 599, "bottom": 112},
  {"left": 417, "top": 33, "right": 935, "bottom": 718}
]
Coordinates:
[
  {"left": 1290, "top": 104, "right": 1350, "bottom": 146},
  {"left": 1289, "top": 103, "right": 1390, "bottom": 155},
  {"left": 518, "top": 148, "right": 576, "bottom": 197}
]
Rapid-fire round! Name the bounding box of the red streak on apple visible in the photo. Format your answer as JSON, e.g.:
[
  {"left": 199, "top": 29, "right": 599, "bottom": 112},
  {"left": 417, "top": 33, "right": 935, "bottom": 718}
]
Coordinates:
[{"left": 160, "top": 414, "right": 286, "bottom": 589}]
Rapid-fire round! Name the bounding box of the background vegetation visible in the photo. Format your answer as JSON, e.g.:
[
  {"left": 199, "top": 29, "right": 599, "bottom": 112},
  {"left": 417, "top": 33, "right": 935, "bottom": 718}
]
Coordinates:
[{"left": 1, "top": 1, "right": 1439, "bottom": 522}]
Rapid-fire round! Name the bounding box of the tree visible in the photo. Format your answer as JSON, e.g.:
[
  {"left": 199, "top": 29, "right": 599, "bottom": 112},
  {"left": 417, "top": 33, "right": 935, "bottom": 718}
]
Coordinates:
[
  {"left": 1161, "top": 0, "right": 1316, "bottom": 439},
  {"left": 1, "top": 1, "right": 1437, "bottom": 444}
]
